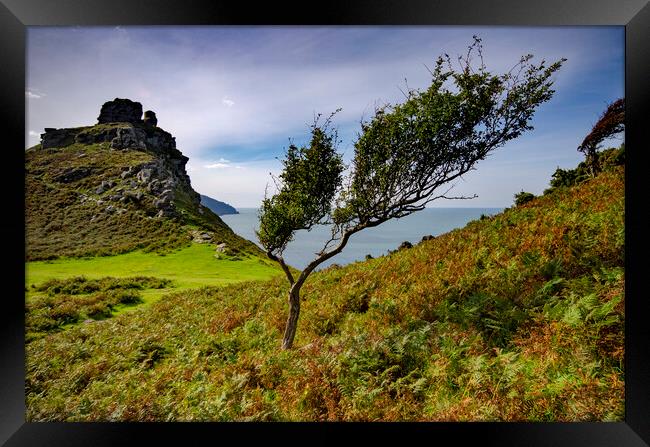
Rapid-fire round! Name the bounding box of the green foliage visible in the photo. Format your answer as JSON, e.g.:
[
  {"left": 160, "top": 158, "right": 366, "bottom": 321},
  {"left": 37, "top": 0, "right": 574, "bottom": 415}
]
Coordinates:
[
  {"left": 436, "top": 292, "right": 527, "bottom": 348},
  {"left": 349, "top": 38, "right": 564, "bottom": 223},
  {"left": 258, "top": 37, "right": 565, "bottom": 349},
  {"left": 34, "top": 275, "right": 171, "bottom": 296},
  {"left": 26, "top": 167, "right": 624, "bottom": 421},
  {"left": 514, "top": 191, "right": 535, "bottom": 206},
  {"left": 25, "top": 135, "right": 261, "bottom": 261},
  {"left": 544, "top": 145, "right": 624, "bottom": 196},
  {"left": 577, "top": 98, "right": 624, "bottom": 175},
  {"left": 25, "top": 276, "right": 172, "bottom": 339},
  {"left": 258, "top": 118, "right": 345, "bottom": 255}
]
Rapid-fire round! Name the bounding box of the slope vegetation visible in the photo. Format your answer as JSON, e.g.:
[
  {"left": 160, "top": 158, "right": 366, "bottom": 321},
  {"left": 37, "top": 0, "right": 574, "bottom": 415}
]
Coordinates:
[
  {"left": 26, "top": 166, "right": 624, "bottom": 421},
  {"left": 26, "top": 122, "right": 259, "bottom": 261}
]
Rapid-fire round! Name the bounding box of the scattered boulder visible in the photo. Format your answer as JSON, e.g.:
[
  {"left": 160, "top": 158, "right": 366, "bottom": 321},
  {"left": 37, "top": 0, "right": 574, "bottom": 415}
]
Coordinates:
[
  {"left": 137, "top": 168, "right": 155, "bottom": 184},
  {"left": 156, "top": 209, "right": 174, "bottom": 218},
  {"left": 124, "top": 191, "right": 144, "bottom": 202},
  {"left": 153, "top": 196, "right": 172, "bottom": 209},
  {"left": 190, "top": 230, "right": 213, "bottom": 243},
  {"left": 159, "top": 189, "right": 174, "bottom": 200},
  {"left": 215, "top": 242, "right": 228, "bottom": 253},
  {"left": 95, "top": 180, "right": 114, "bottom": 194},
  {"left": 108, "top": 192, "right": 123, "bottom": 201},
  {"left": 54, "top": 167, "right": 93, "bottom": 183}
]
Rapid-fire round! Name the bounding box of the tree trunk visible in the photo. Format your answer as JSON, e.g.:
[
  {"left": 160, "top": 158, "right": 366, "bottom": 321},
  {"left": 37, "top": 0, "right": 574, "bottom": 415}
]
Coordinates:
[{"left": 281, "top": 285, "right": 301, "bottom": 349}]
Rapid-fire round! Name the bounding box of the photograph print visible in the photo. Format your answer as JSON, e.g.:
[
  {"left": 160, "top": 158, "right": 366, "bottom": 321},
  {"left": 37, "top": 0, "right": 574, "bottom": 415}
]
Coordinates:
[{"left": 24, "top": 25, "right": 625, "bottom": 422}]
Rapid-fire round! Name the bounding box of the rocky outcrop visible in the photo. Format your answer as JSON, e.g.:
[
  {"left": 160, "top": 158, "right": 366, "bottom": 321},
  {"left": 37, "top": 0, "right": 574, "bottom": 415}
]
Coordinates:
[
  {"left": 54, "top": 167, "right": 94, "bottom": 183},
  {"left": 39, "top": 99, "right": 201, "bottom": 219},
  {"left": 97, "top": 98, "right": 143, "bottom": 124},
  {"left": 143, "top": 110, "right": 157, "bottom": 127},
  {"left": 110, "top": 126, "right": 147, "bottom": 150},
  {"left": 41, "top": 128, "right": 76, "bottom": 149}
]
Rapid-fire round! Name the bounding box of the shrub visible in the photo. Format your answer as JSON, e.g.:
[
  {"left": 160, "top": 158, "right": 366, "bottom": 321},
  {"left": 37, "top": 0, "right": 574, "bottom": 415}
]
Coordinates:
[{"left": 514, "top": 191, "right": 535, "bottom": 206}]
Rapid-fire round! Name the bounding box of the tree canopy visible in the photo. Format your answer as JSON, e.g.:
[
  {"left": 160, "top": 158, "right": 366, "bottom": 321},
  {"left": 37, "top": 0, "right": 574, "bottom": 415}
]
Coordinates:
[
  {"left": 577, "top": 98, "right": 625, "bottom": 175},
  {"left": 258, "top": 37, "right": 565, "bottom": 349}
]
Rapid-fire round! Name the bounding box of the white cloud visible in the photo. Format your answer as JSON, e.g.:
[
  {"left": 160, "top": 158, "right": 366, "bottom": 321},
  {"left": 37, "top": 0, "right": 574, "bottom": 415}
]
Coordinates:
[
  {"left": 28, "top": 130, "right": 40, "bottom": 137},
  {"left": 204, "top": 157, "right": 233, "bottom": 168},
  {"left": 25, "top": 90, "right": 44, "bottom": 99},
  {"left": 204, "top": 163, "right": 231, "bottom": 169},
  {"left": 25, "top": 27, "right": 622, "bottom": 206}
]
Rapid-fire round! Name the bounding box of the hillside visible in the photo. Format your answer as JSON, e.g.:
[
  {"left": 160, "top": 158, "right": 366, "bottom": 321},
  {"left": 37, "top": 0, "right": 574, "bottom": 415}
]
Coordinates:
[
  {"left": 200, "top": 194, "right": 239, "bottom": 216},
  {"left": 25, "top": 164, "right": 624, "bottom": 422},
  {"left": 25, "top": 98, "right": 259, "bottom": 261}
]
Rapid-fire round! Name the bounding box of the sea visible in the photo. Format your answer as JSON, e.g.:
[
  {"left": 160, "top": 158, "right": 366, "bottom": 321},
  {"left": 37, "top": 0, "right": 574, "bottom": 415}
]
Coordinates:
[{"left": 221, "top": 207, "right": 503, "bottom": 271}]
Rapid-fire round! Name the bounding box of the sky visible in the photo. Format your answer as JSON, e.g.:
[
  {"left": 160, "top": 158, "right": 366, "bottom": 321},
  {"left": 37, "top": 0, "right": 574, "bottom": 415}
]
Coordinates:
[{"left": 26, "top": 26, "right": 624, "bottom": 208}]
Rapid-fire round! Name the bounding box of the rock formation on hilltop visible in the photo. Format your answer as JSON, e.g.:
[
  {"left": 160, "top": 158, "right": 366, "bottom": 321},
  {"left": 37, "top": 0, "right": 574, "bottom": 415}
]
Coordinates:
[
  {"left": 97, "top": 98, "right": 144, "bottom": 124},
  {"left": 26, "top": 99, "right": 260, "bottom": 261},
  {"left": 38, "top": 98, "right": 198, "bottom": 219}
]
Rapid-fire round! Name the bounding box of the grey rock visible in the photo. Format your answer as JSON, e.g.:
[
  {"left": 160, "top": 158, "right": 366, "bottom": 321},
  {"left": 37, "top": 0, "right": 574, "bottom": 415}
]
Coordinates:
[
  {"left": 41, "top": 128, "right": 77, "bottom": 149},
  {"left": 54, "top": 167, "right": 93, "bottom": 183},
  {"left": 159, "top": 189, "right": 174, "bottom": 200},
  {"left": 154, "top": 197, "right": 172, "bottom": 209},
  {"left": 97, "top": 98, "right": 143, "bottom": 124},
  {"left": 143, "top": 110, "right": 157, "bottom": 126},
  {"left": 110, "top": 126, "right": 147, "bottom": 150},
  {"left": 147, "top": 180, "right": 161, "bottom": 194},
  {"left": 156, "top": 209, "right": 174, "bottom": 218},
  {"left": 137, "top": 168, "right": 154, "bottom": 184}
]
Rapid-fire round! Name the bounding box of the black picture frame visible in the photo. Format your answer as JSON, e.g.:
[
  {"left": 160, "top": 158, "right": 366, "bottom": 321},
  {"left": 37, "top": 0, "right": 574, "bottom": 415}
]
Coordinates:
[{"left": 1, "top": 0, "right": 648, "bottom": 445}]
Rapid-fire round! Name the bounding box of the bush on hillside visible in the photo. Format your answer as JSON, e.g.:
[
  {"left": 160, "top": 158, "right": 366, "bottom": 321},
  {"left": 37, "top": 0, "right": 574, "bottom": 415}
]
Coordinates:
[
  {"left": 514, "top": 191, "right": 536, "bottom": 206},
  {"left": 544, "top": 145, "right": 624, "bottom": 196}
]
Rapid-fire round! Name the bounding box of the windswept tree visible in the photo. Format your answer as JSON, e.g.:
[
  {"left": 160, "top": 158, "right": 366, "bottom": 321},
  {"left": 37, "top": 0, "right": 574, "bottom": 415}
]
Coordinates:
[
  {"left": 258, "top": 37, "right": 566, "bottom": 349},
  {"left": 577, "top": 98, "right": 625, "bottom": 176}
]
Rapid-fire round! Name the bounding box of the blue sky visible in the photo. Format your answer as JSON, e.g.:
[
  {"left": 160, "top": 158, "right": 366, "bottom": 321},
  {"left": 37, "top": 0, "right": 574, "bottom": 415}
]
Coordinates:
[{"left": 26, "top": 26, "right": 624, "bottom": 208}]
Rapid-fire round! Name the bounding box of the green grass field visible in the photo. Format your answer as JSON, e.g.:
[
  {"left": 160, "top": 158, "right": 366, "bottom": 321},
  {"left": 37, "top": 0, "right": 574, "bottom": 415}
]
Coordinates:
[{"left": 26, "top": 243, "right": 282, "bottom": 305}]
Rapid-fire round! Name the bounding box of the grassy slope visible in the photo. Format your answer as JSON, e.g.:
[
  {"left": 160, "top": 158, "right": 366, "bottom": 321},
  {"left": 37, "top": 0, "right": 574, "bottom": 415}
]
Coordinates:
[
  {"left": 26, "top": 133, "right": 260, "bottom": 261},
  {"left": 26, "top": 167, "right": 624, "bottom": 422},
  {"left": 26, "top": 243, "right": 279, "bottom": 291},
  {"left": 26, "top": 243, "right": 281, "bottom": 327}
]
